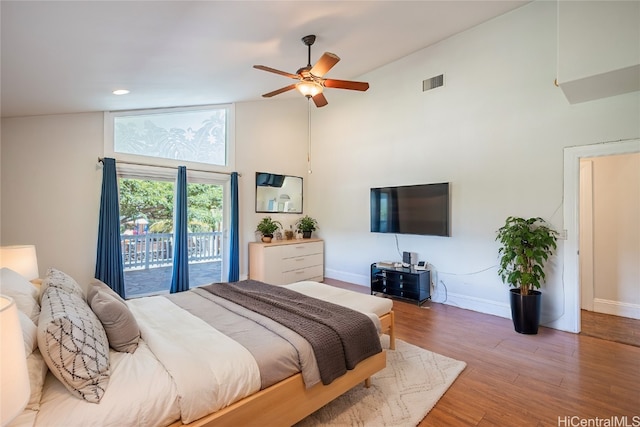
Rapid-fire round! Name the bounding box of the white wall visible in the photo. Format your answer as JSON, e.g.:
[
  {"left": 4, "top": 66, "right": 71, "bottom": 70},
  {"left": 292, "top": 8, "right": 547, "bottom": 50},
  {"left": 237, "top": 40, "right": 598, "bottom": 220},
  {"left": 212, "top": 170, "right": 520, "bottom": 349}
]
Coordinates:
[
  {"left": 307, "top": 1, "right": 640, "bottom": 331},
  {"left": 1, "top": 113, "right": 104, "bottom": 282},
  {"left": 591, "top": 154, "right": 640, "bottom": 316},
  {"left": 234, "top": 98, "right": 309, "bottom": 268}
]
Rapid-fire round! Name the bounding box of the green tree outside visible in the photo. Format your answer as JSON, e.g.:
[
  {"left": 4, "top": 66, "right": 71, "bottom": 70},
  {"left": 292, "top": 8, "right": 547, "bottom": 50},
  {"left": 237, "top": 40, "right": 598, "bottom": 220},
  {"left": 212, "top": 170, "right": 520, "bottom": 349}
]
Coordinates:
[{"left": 119, "top": 179, "right": 223, "bottom": 233}]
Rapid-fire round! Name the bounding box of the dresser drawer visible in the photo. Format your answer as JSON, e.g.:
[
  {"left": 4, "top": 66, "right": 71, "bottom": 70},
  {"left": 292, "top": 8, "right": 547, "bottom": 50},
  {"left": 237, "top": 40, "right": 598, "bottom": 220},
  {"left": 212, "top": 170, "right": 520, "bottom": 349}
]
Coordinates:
[
  {"left": 282, "top": 264, "right": 324, "bottom": 284},
  {"left": 281, "top": 241, "right": 323, "bottom": 258},
  {"left": 282, "top": 253, "right": 323, "bottom": 272},
  {"left": 249, "top": 239, "right": 324, "bottom": 286}
]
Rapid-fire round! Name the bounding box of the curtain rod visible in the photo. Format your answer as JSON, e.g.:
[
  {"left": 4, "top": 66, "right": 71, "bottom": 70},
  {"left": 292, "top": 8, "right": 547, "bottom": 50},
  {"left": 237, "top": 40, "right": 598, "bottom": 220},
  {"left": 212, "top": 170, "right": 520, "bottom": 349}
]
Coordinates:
[{"left": 97, "top": 157, "right": 241, "bottom": 176}]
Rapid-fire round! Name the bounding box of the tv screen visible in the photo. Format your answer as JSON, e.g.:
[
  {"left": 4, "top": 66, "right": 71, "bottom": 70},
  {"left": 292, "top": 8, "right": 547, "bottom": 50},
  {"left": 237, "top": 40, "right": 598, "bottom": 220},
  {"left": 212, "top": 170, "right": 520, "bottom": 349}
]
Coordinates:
[
  {"left": 370, "top": 182, "right": 450, "bottom": 236},
  {"left": 256, "top": 172, "right": 285, "bottom": 188}
]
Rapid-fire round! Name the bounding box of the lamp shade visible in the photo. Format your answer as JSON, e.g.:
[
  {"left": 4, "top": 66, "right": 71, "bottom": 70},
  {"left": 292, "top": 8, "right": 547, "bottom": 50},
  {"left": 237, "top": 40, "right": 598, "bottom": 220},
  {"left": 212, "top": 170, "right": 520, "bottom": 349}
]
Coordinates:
[
  {"left": 0, "top": 296, "right": 30, "bottom": 427},
  {"left": 0, "top": 245, "right": 39, "bottom": 281},
  {"left": 296, "top": 80, "right": 323, "bottom": 98}
]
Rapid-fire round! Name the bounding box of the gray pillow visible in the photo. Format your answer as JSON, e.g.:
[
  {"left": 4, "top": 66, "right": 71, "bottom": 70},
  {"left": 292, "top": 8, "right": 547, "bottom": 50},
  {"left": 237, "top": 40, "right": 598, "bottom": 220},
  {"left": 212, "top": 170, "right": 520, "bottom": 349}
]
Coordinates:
[
  {"left": 86, "top": 279, "right": 125, "bottom": 305},
  {"left": 89, "top": 286, "right": 140, "bottom": 353},
  {"left": 38, "top": 286, "right": 110, "bottom": 403}
]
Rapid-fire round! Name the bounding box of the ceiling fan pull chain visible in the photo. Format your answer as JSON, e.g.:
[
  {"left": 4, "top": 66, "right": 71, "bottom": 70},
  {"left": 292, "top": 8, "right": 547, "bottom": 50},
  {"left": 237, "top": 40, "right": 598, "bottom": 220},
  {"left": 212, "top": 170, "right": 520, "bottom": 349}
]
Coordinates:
[{"left": 307, "top": 98, "right": 312, "bottom": 174}]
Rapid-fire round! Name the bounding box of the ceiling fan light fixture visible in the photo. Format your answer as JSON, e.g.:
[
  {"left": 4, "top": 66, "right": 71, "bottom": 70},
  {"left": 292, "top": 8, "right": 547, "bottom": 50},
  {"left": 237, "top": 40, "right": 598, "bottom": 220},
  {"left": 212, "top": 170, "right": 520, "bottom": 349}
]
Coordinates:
[{"left": 296, "top": 80, "right": 323, "bottom": 98}]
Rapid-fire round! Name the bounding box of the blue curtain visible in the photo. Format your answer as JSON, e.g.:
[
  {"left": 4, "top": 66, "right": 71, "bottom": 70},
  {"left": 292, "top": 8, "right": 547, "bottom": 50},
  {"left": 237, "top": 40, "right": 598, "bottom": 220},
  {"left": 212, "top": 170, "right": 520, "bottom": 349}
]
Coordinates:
[
  {"left": 95, "top": 158, "right": 126, "bottom": 298},
  {"left": 228, "top": 172, "right": 240, "bottom": 282},
  {"left": 170, "top": 166, "right": 190, "bottom": 293}
]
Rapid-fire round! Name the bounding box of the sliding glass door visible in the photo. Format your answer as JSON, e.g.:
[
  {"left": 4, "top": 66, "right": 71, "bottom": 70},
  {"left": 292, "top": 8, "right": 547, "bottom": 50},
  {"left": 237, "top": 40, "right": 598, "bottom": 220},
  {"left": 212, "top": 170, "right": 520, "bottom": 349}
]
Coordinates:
[{"left": 118, "top": 177, "right": 223, "bottom": 297}]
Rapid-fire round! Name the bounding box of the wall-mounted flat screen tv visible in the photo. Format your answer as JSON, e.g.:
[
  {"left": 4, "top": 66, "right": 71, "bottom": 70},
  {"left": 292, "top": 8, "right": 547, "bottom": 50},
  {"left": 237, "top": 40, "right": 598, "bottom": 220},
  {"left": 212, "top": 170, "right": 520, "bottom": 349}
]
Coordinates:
[{"left": 370, "top": 182, "right": 450, "bottom": 236}]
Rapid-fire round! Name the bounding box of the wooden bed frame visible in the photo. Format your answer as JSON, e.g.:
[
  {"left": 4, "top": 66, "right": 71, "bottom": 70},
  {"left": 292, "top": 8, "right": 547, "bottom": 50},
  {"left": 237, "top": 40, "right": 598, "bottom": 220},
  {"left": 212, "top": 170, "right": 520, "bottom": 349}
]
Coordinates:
[{"left": 172, "top": 310, "right": 395, "bottom": 427}]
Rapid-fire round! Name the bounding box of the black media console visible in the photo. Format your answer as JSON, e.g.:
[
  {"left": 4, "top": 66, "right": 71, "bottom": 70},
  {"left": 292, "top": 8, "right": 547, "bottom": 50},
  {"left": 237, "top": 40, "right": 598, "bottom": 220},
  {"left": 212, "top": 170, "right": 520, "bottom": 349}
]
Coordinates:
[{"left": 370, "top": 263, "right": 431, "bottom": 306}]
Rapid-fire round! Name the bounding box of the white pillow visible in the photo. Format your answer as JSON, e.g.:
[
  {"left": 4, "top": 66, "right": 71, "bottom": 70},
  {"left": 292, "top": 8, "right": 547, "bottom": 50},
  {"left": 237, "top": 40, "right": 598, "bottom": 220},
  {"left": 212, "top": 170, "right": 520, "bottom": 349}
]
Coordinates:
[
  {"left": 0, "top": 267, "right": 40, "bottom": 323},
  {"left": 39, "top": 267, "right": 85, "bottom": 302},
  {"left": 18, "top": 309, "right": 38, "bottom": 357},
  {"left": 25, "top": 349, "right": 48, "bottom": 411}
]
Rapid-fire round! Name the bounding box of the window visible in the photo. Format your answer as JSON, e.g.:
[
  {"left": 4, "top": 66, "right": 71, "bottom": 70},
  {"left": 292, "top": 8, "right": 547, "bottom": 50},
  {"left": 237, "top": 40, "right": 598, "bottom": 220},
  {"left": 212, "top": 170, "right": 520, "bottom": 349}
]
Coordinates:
[
  {"left": 105, "top": 104, "right": 235, "bottom": 172},
  {"left": 104, "top": 105, "right": 234, "bottom": 297}
]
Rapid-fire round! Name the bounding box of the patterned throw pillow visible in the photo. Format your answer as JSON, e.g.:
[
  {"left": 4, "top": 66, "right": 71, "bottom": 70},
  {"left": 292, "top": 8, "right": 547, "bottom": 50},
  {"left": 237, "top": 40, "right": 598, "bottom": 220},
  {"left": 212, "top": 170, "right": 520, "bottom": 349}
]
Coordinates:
[
  {"left": 37, "top": 286, "right": 110, "bottom": 403},
  {"left": 39, "top": 267, "right": 85, "bottom": 302}
]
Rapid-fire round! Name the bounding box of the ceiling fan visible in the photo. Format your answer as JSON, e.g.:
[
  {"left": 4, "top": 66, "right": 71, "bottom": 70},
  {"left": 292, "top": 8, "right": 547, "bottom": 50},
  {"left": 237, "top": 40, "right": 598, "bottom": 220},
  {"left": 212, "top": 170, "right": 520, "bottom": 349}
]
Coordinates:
[{"left": 253, "top": 35, "right": 369, "bottom": 108}]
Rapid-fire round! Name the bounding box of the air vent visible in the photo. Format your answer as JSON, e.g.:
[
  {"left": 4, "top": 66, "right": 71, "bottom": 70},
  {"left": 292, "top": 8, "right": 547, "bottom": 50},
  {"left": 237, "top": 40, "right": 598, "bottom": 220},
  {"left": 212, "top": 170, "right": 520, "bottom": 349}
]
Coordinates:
[{"left": 423, "top": 74, "right": 444, "bottom": 92}]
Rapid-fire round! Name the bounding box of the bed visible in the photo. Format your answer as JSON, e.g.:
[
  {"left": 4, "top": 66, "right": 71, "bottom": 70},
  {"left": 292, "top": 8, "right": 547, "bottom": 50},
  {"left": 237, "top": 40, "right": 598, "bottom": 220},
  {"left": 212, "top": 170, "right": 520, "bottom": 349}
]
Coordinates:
[{"left": 1, "top": 267, "right": 394, "bottom": 427}]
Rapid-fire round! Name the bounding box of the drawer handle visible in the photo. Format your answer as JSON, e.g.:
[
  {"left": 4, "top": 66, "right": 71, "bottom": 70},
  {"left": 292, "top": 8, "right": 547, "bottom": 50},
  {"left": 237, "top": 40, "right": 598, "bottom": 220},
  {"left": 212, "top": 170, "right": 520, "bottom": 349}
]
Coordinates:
[{"left": 295, "top": 258, "right": 305, "bottom": 262}]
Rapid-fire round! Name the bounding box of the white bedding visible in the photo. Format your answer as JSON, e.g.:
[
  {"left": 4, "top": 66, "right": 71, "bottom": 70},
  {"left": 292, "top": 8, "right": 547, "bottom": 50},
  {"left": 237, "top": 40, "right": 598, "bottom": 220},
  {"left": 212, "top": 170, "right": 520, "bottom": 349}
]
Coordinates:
[
  {"left": 26, "top": 281, "right": 387, "bottom": 427},
  {"left": 36, "top": 340, "right": 179, "bottom": 427},
  {"left": 127, "top": 296, "right": 261, "bottom": 424},
  {"left": 283, "top": 281, "right": 393, "bottom": 332},
  {"left": 33, "top": 295, "right": 263, "bottom": 427}
]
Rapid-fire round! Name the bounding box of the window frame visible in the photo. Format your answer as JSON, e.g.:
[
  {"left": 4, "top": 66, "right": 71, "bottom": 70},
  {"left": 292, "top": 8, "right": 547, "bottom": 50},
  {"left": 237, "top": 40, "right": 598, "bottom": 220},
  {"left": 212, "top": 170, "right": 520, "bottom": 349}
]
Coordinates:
[{"left": 116, "top": 165, "right": 231, "bottom": 293}]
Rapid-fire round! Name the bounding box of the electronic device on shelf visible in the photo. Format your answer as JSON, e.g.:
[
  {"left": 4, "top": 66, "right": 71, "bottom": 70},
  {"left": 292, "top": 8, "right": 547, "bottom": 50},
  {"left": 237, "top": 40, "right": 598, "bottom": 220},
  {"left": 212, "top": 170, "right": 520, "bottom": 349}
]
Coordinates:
[
  {"left": 402, "top": 251, "right": 417, "bottom": 267},
  {"left": 414, "top": 261, "right": 427, "bottom": 270}
]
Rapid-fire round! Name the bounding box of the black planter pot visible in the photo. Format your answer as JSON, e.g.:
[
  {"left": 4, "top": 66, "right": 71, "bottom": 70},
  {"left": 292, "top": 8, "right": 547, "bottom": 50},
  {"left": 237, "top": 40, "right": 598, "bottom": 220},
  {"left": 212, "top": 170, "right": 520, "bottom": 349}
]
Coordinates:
[
  {"left": 302, "top": 231, "right": 312, "bottom": 239},
  {"left": 509, "top": 288, "right": 541, "bottom": 334}
]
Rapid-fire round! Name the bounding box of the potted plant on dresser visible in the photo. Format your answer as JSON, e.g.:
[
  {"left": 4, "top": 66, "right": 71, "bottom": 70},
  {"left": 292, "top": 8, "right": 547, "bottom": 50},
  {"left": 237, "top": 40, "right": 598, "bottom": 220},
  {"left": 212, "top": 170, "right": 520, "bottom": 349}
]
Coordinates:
[
  {"left": 496, "top": 216, "right": 558, "bottom": 334},
  {"left": 256, "top": 216, "right": 282, "bottom": 243},
  {"left": 295, "top": 215, "right": 318, "bottom": 239}
]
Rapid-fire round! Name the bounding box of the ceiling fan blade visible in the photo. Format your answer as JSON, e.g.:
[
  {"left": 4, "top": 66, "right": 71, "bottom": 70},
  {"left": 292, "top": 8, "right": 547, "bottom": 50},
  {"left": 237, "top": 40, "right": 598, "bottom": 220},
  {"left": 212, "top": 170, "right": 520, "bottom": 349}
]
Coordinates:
[
  {"left": 312, "top": 92, "right": 328, "bottom": 108},
  {"left": 253, "top": 65, "right": 299, "bottom": 80},
  {"left": 262, "top": 84, "right": 297, "bottom": 98},
  {"left": 310, "top": 52, "right": 340, "bottom": 77},
  {"left": 323, "top": 79, "right": 369, "bottom": 91}
]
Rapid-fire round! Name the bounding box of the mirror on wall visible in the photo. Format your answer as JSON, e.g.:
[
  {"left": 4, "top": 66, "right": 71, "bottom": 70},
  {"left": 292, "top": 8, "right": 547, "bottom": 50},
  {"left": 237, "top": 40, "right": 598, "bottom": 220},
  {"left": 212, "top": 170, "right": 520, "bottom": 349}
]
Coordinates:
[{"left": 255, "top": 172, "right": 303, "bottom": 214}]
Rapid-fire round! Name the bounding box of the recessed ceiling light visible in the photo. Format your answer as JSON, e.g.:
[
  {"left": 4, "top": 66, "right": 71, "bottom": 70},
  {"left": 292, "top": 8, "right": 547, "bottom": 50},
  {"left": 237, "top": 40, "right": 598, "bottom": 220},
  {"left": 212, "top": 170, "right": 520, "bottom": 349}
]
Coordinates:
[{"left": 112, "top": 89, "right": 130, "bottom": 95}]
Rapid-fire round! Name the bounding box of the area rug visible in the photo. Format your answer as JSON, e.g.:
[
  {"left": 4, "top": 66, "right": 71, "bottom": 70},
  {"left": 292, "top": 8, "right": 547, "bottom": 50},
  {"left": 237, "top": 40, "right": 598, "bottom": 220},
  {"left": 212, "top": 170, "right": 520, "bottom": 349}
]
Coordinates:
[{"left": 295, "top": 336, "right": 466, "bottom": 426}]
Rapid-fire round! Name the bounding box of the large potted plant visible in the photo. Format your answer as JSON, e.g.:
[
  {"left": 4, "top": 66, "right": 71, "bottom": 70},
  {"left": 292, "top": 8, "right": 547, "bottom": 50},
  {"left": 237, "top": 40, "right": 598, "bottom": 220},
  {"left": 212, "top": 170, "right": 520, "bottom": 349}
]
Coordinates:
[
  {"left": 256, "top": 216, "right": 282, "bottom": 243},
  {"left": 496, "top": 216, "right": 558, "bottom": 334},
  {"left": 295, "top": 215, "right": 318, "bottom": 239}
]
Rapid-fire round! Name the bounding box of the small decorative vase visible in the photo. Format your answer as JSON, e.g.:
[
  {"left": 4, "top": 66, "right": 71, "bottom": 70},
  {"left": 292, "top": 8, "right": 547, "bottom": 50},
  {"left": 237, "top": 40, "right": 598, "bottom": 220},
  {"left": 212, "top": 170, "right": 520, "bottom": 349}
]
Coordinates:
[{"left": 284, "top": 230, "right": 294, "bottom": 240}]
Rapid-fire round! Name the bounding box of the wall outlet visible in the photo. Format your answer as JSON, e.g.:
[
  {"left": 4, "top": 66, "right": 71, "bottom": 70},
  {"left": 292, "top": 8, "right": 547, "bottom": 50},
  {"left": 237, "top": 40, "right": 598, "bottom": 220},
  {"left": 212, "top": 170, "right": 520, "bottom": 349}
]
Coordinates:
[{"left": 559, "top": 229, "right": 568, "bottom": 240}]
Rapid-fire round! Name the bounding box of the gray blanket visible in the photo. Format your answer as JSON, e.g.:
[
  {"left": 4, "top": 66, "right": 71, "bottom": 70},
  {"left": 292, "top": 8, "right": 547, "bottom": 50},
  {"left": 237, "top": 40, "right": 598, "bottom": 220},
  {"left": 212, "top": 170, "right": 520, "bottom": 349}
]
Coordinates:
[{"left": 201, "top": 280, "right": 382, "bottom": 385}]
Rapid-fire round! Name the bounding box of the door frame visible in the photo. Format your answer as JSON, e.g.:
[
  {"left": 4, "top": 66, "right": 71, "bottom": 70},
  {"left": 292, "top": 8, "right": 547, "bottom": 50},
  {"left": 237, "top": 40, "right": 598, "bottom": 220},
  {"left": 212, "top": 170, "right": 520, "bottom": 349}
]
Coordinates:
[{"left": 563, "top": 139, "right": 640, "bottom": 333}]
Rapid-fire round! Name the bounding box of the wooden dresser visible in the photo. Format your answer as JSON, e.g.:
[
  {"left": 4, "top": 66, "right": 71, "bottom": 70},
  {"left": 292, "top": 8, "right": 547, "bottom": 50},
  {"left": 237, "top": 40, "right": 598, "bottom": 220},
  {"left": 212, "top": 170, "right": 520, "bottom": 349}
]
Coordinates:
[{"left": 248, "top": 238, "right": 324, "bottom": 285}]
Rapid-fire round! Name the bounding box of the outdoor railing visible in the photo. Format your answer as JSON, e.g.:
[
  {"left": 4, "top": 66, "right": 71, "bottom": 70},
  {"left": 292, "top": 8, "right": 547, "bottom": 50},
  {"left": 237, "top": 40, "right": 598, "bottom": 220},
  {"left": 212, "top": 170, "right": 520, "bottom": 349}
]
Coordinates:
[{"left": 121, "top": 231, "right": 222, "bottom": 271}]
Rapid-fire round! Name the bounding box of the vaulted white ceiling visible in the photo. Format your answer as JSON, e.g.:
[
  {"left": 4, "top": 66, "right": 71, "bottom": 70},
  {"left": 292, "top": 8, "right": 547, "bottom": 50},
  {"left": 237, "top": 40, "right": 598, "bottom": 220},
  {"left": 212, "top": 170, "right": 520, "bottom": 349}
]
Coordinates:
[{"left": 0, "top": 1, "right": 530, "bottom": 118}]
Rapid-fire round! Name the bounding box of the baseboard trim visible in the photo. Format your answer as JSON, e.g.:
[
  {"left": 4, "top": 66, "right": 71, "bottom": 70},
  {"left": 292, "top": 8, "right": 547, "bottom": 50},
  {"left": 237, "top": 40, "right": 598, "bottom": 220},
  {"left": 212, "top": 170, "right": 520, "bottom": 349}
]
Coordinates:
[
  {"left": 593, "top": 298, "right": 640, "bottom": 320},
  {"left": 325, "top": 269, "right": 369, "bottom": 287},
  {"left": 443, "top": 292, "right": 511, "bottom": 319}
]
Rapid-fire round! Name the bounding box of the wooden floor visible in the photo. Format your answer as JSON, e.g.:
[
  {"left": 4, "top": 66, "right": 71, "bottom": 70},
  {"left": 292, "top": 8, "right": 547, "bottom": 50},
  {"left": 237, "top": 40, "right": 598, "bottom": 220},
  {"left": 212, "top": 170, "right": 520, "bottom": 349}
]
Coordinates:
[
  {"left": 323, "top": 278, "right": 640, "bottom": 427},
  {"left": 580, "top": 309, "right": 640, "bottom": 347}
]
